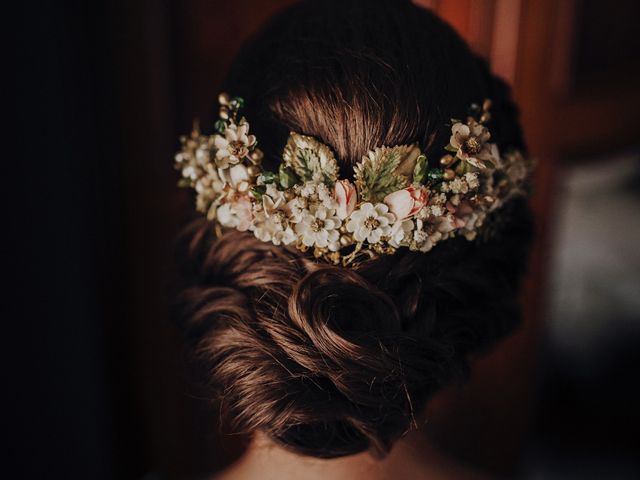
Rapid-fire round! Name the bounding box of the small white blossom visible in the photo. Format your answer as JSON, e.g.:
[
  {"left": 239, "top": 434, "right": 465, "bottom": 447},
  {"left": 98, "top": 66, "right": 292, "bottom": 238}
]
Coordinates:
[
  {"left": 449, "top": 120, "right": 497, "bottom": 169},
  {"left": 251, "top": 209, "right": 296, "bottom": 246},
  {"left": 218, "top": 163, "right": 250, "bottom": 190},
  {"left": 294, "top": 205, "right": 342, "bottom": 251},
  {"left": 195, "top": 146, "right": 210, "bottom": 166},
  {"left": 216, "top": 196, "right": 253, "bottom": 231},
  {"left": 295, "top": 181, "right": 338, "bottom": 210},
  {"left": 300, "top": 182, "right": 316, "bottom": 198},
  {"left": 465, "top": 172, "right": 480, "bottom": 190},
  {"left": 430, "top": 192, "right": 447, "bottom": 206},
  {"left": 448, "top": 177, "right": 468, "bottom": 194},
  {"left": 249, "top": 183, "right": 297, "bottom": 245},
  {"left": 214, "top": 122, "right": 256, "bottom": 169},
  {"left": 286, "top": 196, "right": 307, "bottom": 223},
  {"left": 388, "top": 219, "right": 414, "bottom": 248},
  {"left": 181, "top": 165, "right": 198, "bottom": 181},
  {"left": 316, "top": 183, "right": 336, "bottom": 209},
  {"left": 262, "top": 184, "right": 288, "bottom": 215},
  {"left": 346, "top": 202, "right": 395, "bottom": 244},
  {"left": 193, "top": 165, "right": 225, "bottom": 213}
]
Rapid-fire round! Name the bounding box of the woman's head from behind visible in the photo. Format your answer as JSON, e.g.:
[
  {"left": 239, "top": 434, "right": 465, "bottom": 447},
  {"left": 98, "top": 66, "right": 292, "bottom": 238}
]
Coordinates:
[{"left": 177, "top": 0, "right": 533, "bottom": 459}]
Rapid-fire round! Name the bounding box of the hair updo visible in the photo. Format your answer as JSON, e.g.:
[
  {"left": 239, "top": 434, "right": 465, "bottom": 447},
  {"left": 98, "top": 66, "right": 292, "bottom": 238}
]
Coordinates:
[{"left": 176, "top": 0, "right": 534, "bottom": 459}]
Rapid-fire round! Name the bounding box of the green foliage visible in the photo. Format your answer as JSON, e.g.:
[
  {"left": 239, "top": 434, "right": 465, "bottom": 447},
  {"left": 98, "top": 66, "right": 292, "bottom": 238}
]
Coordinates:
[
  {"left": 230, "top": 96, "right": 245, "bottom": 110},
  {"left": 413, "top": 154, "right": 428, "bottom": 184},
  {"left": 250, "top": 184, "right": 267, "bottom": 200},
  {"left": 260, "top": 171, "right": 277, "bottom": 184},
  {"left": 177, "top": 178, "right": 192, "bottom": 188},
  {"left": 278, "top": 164, "right": 299, "bottom": 189},
  {"left": 282, "top": 133, "right": 339, "bottom": 187},
  {"left": 354, "top": 146, "right": 410, "bottom": 202},
  {"left": 214, "top": 119, "right": 226, "bottom": 134},
  {"left": 426, "top": 168, "right": 444, "bottom": 183},
  {"left": 444, "top": 144, "right": 458, "bottom": 153}
]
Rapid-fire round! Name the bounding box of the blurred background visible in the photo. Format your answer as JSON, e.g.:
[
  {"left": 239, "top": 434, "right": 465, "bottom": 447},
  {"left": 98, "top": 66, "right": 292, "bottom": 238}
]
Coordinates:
[{"left": 6, "top": 0, "right": 640, "bottom": 478}]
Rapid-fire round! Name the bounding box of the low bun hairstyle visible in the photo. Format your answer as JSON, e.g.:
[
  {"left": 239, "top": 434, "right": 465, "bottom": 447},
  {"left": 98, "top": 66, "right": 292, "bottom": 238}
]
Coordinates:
[{"left": 176, "top": 0, "right": 534, "bottom": 458}]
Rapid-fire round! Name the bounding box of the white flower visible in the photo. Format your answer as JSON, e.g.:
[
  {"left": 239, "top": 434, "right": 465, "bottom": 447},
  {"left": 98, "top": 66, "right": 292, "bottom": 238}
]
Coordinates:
[
  {"left": 295, "top": 182, "right": 338, "bottom": 210},
  {"left": 294, "top": 205, "right": 342, "bottom": 251},
  {"left": 193, "top": 165, "right": 225, "bottom": 213},
  {"left": 217, "top": 196, "right": 252, "bottom": 231},
  {"left": 411, "top": 214, "right": 458, "bottom": 252},
  {"left": 214, "top": 122, "right": 256, "bottom": 169},
  {"left": 465, "top": 172, "right": 480, "bottom": 190},
  {"left": 412, "top": 219, "right": 439, "bottom": 252},
  {"left": 181, "top": 165, "right": 198, "bottom": 181},
  {"left": 346, "top": 202, "right": 395, "bottom": 244},
  {"left": 218, "top": 163, "right": 250, "bottom": 190},
  {"left": 503, "top": 151, "right": 529, "bottom": 184},
  {"left": 262, "top": 183, "right": 288, "bottom": 215},
  {"left": 251, "top": 209, "right": 296, "bottom": 246},
  {"left": 300, "top": 182, "right": 316, "bottom": 198},
  {"left": 449, "top": 120, "right": 496, "bottom": 169},
  {"left": 430, "top": 192, "right": 447, "bottom": 206},
  {"left": 447, "top": 177, "right": 468, "bottom": 194},
  {"left": 316, "top": 183, "right": 337, "bottom": 209},
  {"left": 457, "top": 207, "right": 486, "bottom": 240},
  {"left": 195, "top": 145, "right": 210, "bottom": 166},
  {"left": 250, "top": 184, "right": 297, "bottom": 245},
  {"left": 388, "top": 219, "right": 414, "bottom": 248}
]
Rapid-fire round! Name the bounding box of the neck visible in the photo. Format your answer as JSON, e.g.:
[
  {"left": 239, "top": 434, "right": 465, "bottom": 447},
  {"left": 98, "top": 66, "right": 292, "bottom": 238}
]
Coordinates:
[{"left": 214, "top": 429, "right": 490, "bottom": 480}]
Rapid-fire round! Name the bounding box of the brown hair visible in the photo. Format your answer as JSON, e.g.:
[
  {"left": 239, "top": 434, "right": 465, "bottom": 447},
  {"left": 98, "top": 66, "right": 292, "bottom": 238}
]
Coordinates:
[{"left": 176, "top": 0, "right": 534, "bottom": 459}]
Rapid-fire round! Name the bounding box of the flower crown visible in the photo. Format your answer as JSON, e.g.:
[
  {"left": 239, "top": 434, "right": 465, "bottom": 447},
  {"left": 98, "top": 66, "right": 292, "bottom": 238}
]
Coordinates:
[{"left": 175, "top": 93, "right": 533, "bottom": 266}]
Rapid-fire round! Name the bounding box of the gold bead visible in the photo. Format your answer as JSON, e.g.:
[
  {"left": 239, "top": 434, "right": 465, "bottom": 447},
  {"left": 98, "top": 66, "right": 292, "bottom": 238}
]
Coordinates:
[
  {"left": 236, "top": 181, "right": 249, "bottom": 193},
  {"left": 480, "top": 112, "right": 491, "bottom": 124},
  {"left": 218, "top": 92, "right": 230, "bottom": 106},
  {"left": 339, "top": 225, "right": 348, "bottom": 234},
  {"left": 482, "top": 99, "right": 492, "bottom": 111},
  {"left": 440, "top": 154, "right": 455, "bottom": 166},
  {"left": 339, "top": 235, "right": 352, "bottom": 247},
  {"left": 250, "top": 149, "right": 264, "bottom": 164},
  {"left": 247, "top": 165, "right": 260, "bottom": 177},
  {"left": 443, "top": 169, "right": 455, "bottom": 180},
  {"left": 327, "top": 252, "right": 341, "bottom": 264},
  {"left": 219, "top": 107, "right": 229, "bottom": 120}
]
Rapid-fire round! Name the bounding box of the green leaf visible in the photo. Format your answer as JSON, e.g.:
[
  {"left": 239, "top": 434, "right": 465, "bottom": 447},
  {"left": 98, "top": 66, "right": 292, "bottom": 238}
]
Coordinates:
[
  {"left": 260, "top": 171, "right": 277, "bottom": 184},
  {"left": 282, "top": 132, "right": 339, "bottom": 186},
  {"left": 230, "top": 96, "right": 245, "bottom": 110},
  {"left": 177, "top": 178, "right": 192, "bottom": 188},
  {"left": 278, "top": 164, "right": 299, "bottom": 189},
  {"left": 444, "top": 144, "right": 458, "bottom": 153},
  {"left": 250, "top": 185, "right": 267, "bottom": 200},
  {"left": 353, "top": 145, "right": 414, "bottom": 202},
  {"left": 214, "top": 119, "right": 226, "bottom": 134},
  {"left": 426, "top": 168, "right": 444, "bottom": 184},
  {"left": 413, "top": 154, "right": 428, "bottom": 184}
]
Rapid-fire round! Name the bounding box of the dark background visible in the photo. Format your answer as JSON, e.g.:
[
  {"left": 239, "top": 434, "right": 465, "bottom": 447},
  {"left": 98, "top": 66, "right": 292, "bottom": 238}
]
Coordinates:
[{"left": 6, "top": 1, "right": 640, "bottom": 479}]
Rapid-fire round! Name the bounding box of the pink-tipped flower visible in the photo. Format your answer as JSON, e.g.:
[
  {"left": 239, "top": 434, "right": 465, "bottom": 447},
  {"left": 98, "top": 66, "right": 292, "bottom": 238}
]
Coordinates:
[
  {"left": 384, "top": 186, "right": 428, "bottom": 220},
  {"left": 334, "top": 179, "right": 357, "bottom": 219}
]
